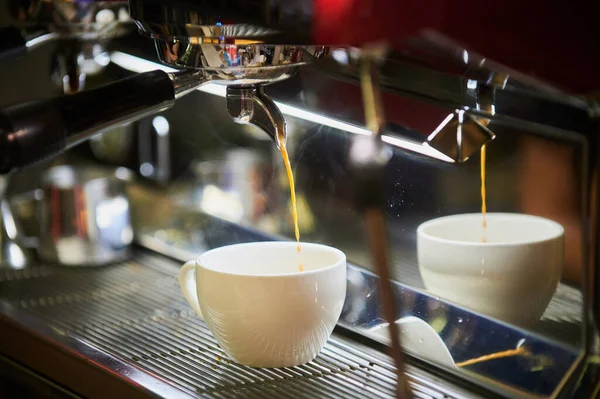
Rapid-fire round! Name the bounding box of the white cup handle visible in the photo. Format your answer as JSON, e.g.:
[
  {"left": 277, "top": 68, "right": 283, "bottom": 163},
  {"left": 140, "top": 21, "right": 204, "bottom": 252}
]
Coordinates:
[{"left": 179, "top": 260, "right": 204, "bottom": 319}]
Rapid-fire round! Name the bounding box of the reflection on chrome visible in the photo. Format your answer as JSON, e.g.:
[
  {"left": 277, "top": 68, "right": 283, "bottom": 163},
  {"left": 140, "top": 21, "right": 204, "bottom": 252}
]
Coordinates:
[
  {"left": 133, "top": 205, "right": 580, "bottom": 398},
  {"left": 109, "top": 51, "right": 456, "bottom": 163}
]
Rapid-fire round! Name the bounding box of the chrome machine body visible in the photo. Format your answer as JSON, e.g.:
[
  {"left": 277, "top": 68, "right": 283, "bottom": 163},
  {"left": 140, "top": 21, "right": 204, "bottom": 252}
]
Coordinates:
[{"left": 1, "top": 1, "right": 599, "bottom": 398}]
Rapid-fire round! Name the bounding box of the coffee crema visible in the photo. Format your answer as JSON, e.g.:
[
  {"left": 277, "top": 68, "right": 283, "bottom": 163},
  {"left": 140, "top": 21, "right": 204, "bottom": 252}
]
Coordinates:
[{"left": 277, "top": 133, "right": 303, "bottom": 272}]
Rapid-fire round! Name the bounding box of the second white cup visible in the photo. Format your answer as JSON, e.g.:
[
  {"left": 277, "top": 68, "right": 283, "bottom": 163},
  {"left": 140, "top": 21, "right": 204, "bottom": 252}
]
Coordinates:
[
  {"left": 179, "top": 241, "right": 347, "bottom": 368},
  {"left": 417, "top": 213, "right": 564, "bottom": 327}
]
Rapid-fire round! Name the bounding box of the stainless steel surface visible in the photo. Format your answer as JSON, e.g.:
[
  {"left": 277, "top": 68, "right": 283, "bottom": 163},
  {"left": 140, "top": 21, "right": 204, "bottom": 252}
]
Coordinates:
[
  {"left": 426, "top": 110, "right": 495, "bottom": 163},
  {"left": 7, "top": 0, "right": 135, "bottom": 91},
  {"left": 122, "top": 81, "right": 587, "bottom": 396},
  {"left": 129, "top": 0, "right": 312, "bottom": 44},
  {"left": 153, "top": 85, "right": 587, "bottom": 330},
  {"left": 1, "top": 2, "right": 598, "bottom": 395},
  {"left": 0, "top": 198, "right": 36, "bottom": 269},
  {"left": 227, "top": 86, "right": 286, "bottom": 148},
  {"left": 0, "top": 3, "right": 327, "bottom": 172},
  {"left": 108, "top": 49, "right": 593, "bottom": 162},
  {"left": 1, "top": 298, "right": 194, "bottom": 399},
  {"left": 147, "top": 25, "right": 327, "bottom": 147},
  {"left": 123, "top": 0, "right": 598, "bottom": 98},
  {"left": 7, "top": 0, "right": 133, "bottom": 40},
  {"left": 45, "top": 0, "right": 134, "bottom": 42},
  {"left": 138, "top": 116, "right": 171, "bottom": 184},
  {"left": 168, "top": 69, "right": 209, "bottom": 99},
  {"left": 155, "top": 42, "right": 321, "bottom": 77},
  {"left": 9, "top": 165, "right": 134, "bottom": 266},
  {"left": 130, "top": 193, "right": 581, "bottom": 398},
  {"left": 425, "top": 77, "right": 499, "bottom": 163},
  {"left": 161, "top": 44, "right": 326, "bottom": 146},
  {"left": 290, "top": 53, "right": 592, "bottom": 137},
  {"left": 0, "top": 174, "right": 36, "bottom": 269},
  {"left": 0, "top": 250, "right": 485, "bottom": 399}
]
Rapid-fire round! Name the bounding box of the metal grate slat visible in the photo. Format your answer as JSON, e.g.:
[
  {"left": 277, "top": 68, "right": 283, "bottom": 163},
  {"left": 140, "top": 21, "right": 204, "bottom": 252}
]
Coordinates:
[{"left": 0, "top": 252, "right": 470, "bottom": 399}]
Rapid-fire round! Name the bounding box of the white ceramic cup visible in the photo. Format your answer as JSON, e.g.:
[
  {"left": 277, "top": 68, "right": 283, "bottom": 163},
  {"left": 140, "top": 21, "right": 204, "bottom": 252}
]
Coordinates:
[
  {"left": 179, "top": 241, "right": 347, "bottom": 368},
  {"left": 417, "top": 213, "right": 564, "bottom": 327}
]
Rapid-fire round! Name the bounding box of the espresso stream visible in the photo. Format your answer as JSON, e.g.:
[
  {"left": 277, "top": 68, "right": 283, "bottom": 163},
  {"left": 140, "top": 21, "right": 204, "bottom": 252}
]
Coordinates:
[
  {"left": 277, "top": 134, "right": 303, "bottom": 272},
  {"left": 481, "top": 145, "right": 487, "bottom": 243},
  {"left": 279, "top": 133, "right": 487, "bottom": 263}
]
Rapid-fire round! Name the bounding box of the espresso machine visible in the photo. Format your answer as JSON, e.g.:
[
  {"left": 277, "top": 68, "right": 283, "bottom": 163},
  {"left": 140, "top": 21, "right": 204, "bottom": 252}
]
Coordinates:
[{"left": 1, "top": 1, "right": 599, "bottom": 398}]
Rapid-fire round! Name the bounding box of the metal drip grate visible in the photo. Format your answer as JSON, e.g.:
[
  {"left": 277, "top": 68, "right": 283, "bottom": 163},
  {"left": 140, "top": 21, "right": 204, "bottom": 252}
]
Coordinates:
[{"left": 0, "top": 251, "right": 470, "bottom": 399}]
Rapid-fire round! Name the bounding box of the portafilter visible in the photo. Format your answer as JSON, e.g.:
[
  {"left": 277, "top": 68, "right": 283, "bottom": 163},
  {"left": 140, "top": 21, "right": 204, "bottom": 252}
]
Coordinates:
[{"left": 0, "top": 1, "right": 328, "bottom": 174}]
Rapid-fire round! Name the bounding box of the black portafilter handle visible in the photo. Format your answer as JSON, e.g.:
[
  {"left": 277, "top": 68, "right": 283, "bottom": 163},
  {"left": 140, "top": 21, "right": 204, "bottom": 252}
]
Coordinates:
[{"left": 0, "top": 70, "right": 176, "bottom": 174}]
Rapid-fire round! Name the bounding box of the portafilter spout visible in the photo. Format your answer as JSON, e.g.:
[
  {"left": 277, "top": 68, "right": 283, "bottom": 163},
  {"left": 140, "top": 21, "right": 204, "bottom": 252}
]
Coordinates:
[
  {"left": 227, "top": 86, "right": 286, "bottom": 148},
  {"left": 425, "top": 80, "right": 503, "bottom": 162},
  {"left": 425, "top": 109, "right": 495, "bottom": 163}
]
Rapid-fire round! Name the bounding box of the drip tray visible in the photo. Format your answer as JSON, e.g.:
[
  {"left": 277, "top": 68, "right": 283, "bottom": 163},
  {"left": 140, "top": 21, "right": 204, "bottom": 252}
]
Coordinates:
[{"left": 0, "top": 250, "right": 477, "bottom": 399}]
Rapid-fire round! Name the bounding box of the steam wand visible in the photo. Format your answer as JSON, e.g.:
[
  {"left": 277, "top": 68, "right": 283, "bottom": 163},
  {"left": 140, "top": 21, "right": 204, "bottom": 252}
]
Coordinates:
[{"left": 349, "top": 46, "right": 413, "bottom": 398}]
